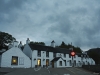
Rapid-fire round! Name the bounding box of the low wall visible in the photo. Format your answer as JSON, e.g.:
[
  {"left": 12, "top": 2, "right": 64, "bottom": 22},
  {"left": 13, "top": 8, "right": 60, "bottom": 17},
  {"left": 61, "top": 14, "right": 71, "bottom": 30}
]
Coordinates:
[{"left": 82, "top": 65, "right": 100, "bottom": 73}]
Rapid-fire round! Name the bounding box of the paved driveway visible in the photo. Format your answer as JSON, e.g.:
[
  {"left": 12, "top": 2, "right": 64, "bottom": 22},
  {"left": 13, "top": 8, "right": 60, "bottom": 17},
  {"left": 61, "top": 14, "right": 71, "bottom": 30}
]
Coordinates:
[{"left": 0, "top": 67, "right": 96, "bottom": 75}]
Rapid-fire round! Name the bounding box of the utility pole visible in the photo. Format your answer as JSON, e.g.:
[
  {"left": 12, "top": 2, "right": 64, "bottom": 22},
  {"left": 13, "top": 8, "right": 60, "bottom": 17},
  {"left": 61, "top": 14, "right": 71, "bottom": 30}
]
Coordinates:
[{"left": 70, "top": 42, "right": 75, "bottom": 67}]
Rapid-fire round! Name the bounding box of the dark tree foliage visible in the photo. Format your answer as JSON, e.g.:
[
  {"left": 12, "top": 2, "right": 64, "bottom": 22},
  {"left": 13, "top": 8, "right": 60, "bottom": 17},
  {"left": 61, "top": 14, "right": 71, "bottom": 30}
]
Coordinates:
[
  {"left": 58, "top": 41, "right": 82, "bottom": 53},
  {"left": 0, "top": 31, "right": 16, "bottom": 50},
  {"left": 30, "top": 41, "right": 45, "bottom": 46},
  {"left": 87, "top": 48, "right": 100, "bottom": 64}
]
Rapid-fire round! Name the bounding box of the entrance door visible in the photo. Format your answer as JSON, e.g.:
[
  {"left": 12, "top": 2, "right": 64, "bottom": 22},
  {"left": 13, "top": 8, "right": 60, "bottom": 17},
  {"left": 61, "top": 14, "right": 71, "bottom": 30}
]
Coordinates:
[
  {"left": 52, "top": 62, "right": 54, "bottom": 68},
  {"left": 46, "top": 59, "right": 49, "bottom": 66},
  {"left": 64, "top": 60, "right": 66, "bottom": 66},
  {"left": 37, "top": 59, "right": 41, "bottom": 66}
]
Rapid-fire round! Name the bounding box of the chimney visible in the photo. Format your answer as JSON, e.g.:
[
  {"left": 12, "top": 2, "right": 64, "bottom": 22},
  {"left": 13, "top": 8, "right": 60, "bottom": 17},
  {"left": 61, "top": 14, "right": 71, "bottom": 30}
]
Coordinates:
[
  {"left": 18, "top": 41, "right": 23, "bottom": 48},
  {"left": 13, "top": 41, "right": 18, "bottom": 47},
  {"left": 51, "top": 40, "right": 55, "bottom": 47},
  {"left": 26, "top": 38, "right": 30, "bottom": 44}
]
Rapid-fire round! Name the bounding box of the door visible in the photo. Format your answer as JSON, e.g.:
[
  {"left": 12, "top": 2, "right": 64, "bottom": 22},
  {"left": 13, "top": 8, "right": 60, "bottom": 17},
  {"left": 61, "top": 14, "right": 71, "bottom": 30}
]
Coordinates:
[
  {"left": 37, "top": 59, "right": 41, "bottom": 66},
  {"left": 52, "top": 62, "right": 54, "bottom": 68},
  {"left": 46, "top": 59, "right": 49, "bottom": 66}
]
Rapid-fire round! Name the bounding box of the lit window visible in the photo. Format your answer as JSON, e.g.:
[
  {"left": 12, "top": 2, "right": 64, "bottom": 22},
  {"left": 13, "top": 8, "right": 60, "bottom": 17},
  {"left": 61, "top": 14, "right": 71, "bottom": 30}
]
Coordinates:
[{"left": 11, "top": 56, "right": 18, "bottom": 65}]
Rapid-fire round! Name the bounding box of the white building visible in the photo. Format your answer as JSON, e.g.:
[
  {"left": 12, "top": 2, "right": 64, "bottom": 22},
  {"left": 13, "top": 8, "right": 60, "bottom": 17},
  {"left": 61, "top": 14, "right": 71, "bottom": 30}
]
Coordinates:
[
  {"left": 0, "top": 38, "right": 95, "bottom": 68},
  {"left": 0, "top": 41, "right": 31, "bottom": 68},
  {"left": 23, "top": 38, "right": 95, "bottom": 68}
]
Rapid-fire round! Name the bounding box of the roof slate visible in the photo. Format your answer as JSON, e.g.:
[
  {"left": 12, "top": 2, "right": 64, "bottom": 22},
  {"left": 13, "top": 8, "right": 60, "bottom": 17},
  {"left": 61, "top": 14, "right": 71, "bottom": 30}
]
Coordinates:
[
  {"left": 51, "top": 57, "right": 61, "bottom": 62},
  {"left": 28, "top": 43, "right": 71, "bottom": 54}
]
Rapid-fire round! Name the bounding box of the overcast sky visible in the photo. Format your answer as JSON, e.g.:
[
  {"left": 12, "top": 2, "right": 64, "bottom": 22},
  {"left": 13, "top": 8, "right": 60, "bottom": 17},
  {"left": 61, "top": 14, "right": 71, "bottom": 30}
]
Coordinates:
[{"left": 0, "top": 0, "right": 100, "bottom": 51}]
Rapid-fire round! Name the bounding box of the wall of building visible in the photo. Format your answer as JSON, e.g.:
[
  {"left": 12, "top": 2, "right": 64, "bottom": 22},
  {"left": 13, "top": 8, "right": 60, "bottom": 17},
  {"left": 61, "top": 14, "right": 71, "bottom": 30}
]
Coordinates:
[
  {"left": 56, "top": 58, "right": 65, "bottom": 68},
  {"left": 1, "top": 47, "right": 31, "bottom": 68},
  {"left": 56, "top": 53, "right": 75, "bottom": 67},
  {"left": 32, "top": 50, "right": 53, "bottom": 68}
]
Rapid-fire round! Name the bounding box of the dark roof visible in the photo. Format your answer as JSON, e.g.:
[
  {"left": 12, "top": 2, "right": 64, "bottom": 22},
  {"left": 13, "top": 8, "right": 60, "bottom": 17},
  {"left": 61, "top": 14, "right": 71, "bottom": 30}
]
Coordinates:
[
  {"left": 28, "top": 43, "right": 71, "bottom": 54},
  {"left": 51, "top": 57, "right": 61, "bottom": 62},
  {"left": 0, "top": 51, "right": 5, "bottom": 55}
]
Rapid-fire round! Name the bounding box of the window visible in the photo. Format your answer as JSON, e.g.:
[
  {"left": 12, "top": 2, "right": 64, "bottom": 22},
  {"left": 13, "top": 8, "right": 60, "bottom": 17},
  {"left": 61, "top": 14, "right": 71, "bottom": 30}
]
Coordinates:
[
  {"left": 74, "top": 55, "right": 76, "bottom": 58},
  {"left": 59, "top": 61, "right": 62, "bottom": 66},
  {"left": 69, "top": 54, "right": 71, "bottom": 58},
  {"left": 19, "top": 57, "right": 24, "bottom": 65},
  {"left": 87, "top": 55, "right": 89, "bottom": 59},
  {"left": 53, "top": 52, "right": 56, "bottom": 57},
  {"left": 74, "top": 60, "right": 76, "bottom": 66},
  {"left": 84, "top": 55, "right": 86, "bottom": 59},
  {"left": 81, "top": 56, "right": 83, "bottom": 60},
  {"left": 37, "top": 51, "right": 41, "bottom": 57},
  {"left": 81, "top": 55, "right": 83, "bottom": 60},
  {"left": 46, "top": 51, "right": 49, "bottom": 57},
  {"left": 64, "top": 54, "right": 66, "bottom": 58},
  {"left": 11, "top": 56, "right": 18, "bottom": 65},
  {"left": 69, "top": 60, "right": 71, "bottom": 66}
]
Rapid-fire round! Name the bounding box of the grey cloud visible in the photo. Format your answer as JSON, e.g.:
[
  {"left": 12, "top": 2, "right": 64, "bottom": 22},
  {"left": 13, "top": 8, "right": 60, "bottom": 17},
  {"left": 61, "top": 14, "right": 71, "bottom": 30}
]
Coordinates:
[
  {"left": 0, "top": 0, "right": 100, "bottom": 50},
  {"left": 0, "top": 0, "right": 26, "bottom": 13}
]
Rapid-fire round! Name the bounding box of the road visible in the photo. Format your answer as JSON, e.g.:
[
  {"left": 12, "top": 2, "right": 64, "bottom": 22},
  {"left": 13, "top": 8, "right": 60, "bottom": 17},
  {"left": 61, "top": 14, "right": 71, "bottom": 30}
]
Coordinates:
[{"left": 0, "top": 67, "right": 96, "bottom": 75}]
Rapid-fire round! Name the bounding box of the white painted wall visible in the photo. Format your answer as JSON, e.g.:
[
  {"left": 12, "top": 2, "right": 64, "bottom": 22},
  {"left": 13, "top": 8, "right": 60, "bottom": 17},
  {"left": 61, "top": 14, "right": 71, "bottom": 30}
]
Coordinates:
[
  {"left": 56, "top": 53, "right": 73, "bottom": 67},
  {"left": 20, "top": 42, "right": 96, "bottom": 68},
  {"left": 1, "top": 47, "right": 31, "bottom": 68},
  {"left": 56, "top": 58, "right": 65, "bottom": 68},
  {"left": 32, "top": 50, "right": 54, "bottom": 68}
]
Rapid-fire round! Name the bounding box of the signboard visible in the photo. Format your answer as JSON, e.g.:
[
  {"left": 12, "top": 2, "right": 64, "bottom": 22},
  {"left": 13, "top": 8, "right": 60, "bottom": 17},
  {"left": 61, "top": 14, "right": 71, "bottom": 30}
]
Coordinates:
[{"left": 71, "top": 51, "right": 75, "bottom": 56}]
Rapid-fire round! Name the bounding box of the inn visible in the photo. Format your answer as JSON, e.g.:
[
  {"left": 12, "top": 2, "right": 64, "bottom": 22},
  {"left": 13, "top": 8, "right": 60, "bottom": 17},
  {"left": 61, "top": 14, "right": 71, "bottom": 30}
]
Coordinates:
[
  {"left": 0, "top": 38, "right": 95, "bottom": 68},
  {"left": 23, "top": 38, "right": 95, "bottom": 68}
]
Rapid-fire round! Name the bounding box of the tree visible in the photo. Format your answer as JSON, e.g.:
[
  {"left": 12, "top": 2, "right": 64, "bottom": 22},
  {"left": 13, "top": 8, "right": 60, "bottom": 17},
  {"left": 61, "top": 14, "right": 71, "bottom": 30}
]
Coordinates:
[
  {"left": 59, "top": 41, "right": 82, "bottom": 53},
  {"left": 30, "top": 41, "right": 45, "bottom": 46},
  {"left": 0, "top": 31, "right": 16, "bottom": 50},
  {"left": 59, "top": 41, "right": 67, "bottom": 48},
  {"left": 87, "top": 48, "right": 100, "bottom": 64}
]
